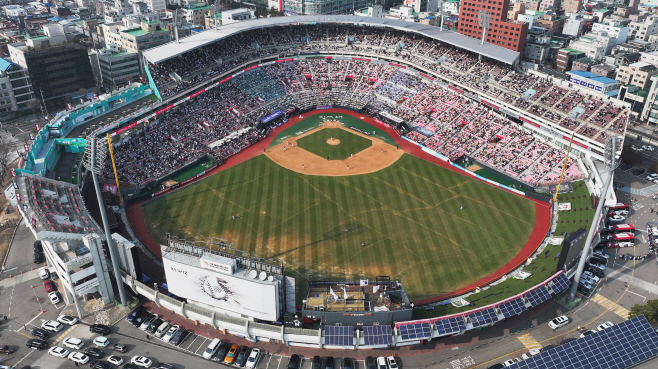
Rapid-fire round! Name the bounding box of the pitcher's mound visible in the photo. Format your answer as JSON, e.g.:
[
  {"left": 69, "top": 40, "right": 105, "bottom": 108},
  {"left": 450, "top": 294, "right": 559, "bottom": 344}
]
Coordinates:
[{"left": 326, "top": 138, "right": 341, "bottom": 146}]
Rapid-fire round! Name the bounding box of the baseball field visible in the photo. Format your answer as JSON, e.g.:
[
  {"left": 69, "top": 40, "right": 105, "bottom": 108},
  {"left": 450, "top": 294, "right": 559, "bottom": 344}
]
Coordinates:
[{"left": 140, "top": 114, "right": 538, "bottom": 301}]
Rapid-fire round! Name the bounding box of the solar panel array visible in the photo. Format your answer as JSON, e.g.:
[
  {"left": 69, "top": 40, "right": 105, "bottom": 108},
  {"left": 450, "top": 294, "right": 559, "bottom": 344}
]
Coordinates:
[
  {"left": 399, "top": 322, "right": 432, "bottom": 340},
  {"left": 498, "top": 298, "right": 527, "bottom": 318},
  {"left": 324, "top": 326, "right": 354, "bottom": 346},
  {"left": 363, "top": 325, "right": 393, "bottom": 346},
  {"left": 525, "top": 286, "right": 552, "bottom": 307},
  {"left": 435, "top": 317, "right": 466, "bottom": 336},
  {"left": 548, "top": 273, "right": 572, "bottom": 294},
  {"left": 507, "top": 315, "right": 658, "bottom": 369},
  {"left": 468, "top": 308, "right": 499, "bottom": 328}
]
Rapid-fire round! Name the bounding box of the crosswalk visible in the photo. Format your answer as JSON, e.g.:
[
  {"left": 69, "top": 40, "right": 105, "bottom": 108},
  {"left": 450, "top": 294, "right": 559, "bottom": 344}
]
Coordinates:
[
  {"left": 517, "top": 334, "right": 542, "bottom": 350},
  {"left": 591, "top": 293, "right": 630, "bottom": 319}
]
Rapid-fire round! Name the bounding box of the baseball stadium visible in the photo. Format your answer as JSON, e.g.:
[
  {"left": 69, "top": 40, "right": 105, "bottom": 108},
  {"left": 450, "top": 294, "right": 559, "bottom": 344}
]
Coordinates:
[{"left": 13, "top": 15, "right": 646, "bottom": 361}]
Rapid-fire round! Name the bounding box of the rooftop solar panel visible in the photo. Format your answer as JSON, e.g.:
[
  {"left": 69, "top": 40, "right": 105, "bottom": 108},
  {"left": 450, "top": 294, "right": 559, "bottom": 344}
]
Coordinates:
[
  {"left": 498, "top": 298, "right": 527, "bottom": 318},
  {"left": 525, "top": 286, "right": 552, "bottom": 307},
  {"left": 468, "top": 308, "right": 499, "bottom": 328},
  {"left": 549, "top": 273, "right": 571, "bottom": 295},
  {"left": 324, "top": 326, "right": 354, "bottom": 346},
  {"left": 506, "top": 315, "right": 658, "bottom": 369},
  {"left": 363, "top": 325, "right": 393, "bottom": 346},
  {"left": 435, "top": 317, "right": 466, "bottom": 336},
  {"left": 399, "top": 322, "right": 432, "bottom": 340}
]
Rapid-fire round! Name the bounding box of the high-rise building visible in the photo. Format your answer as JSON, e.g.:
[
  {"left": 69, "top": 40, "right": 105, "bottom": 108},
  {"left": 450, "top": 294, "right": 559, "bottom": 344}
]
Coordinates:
[
  {"left": 7, "top": 43, "right": 95, "bottom": 101},
  {"left": 563, "top": 0, "right": 583, "bottom": 14},
  {"left": 457, "top": 0, "right": 529, "bottom": 54},
  {"left": 0, "top": 58, "right": 34, "bottom": 114},
  {"left": 95, "top": 47, "right": 141, "bottom": 90}
]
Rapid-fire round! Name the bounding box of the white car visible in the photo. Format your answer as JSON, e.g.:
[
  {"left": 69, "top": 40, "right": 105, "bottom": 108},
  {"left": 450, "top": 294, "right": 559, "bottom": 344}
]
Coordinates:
[
  {"left": 597, "top": 321, "right": 615, "bottom": 331},
  {"left": 93, "top": 336, "right": 110, "bottom": 347},
  {"left": 521, "top": 348, "right": 541, "bottom": 360},
  {"left": 503, "top": 358, "right": 522, "bottom": 367},
  {"left": 580, "top": 276, "right": 596, "bottom": 286},
  {"left": 131, "top": 355, "right": 153, "bottom": 368},
  {"left": 57, "top": 315, "right": 78, "bottom": 325},
  {"left": 68, "top": 352, "right": 90, "bottom": 364},
  {"left": 608, "top": 215, "right": 625, "bottom": 224},
  {"left": 139, "top": 315, "right": 156, "bottom": 331},
  {"left": 376, "top": 357, "right": 387, "bottom": 369},
  {"left": 42, "top": 320, "right": 63, "bottom": 332},
  {"left": 38, "top": 267, "right": 49, "bottom": 280},
  {"left": 583, "top": 271, "right": 600, "bottom": 283},
  {"left": 245, "top": 348, "right": 261, "bottom": 369},
  {"left": 108, "top": 355, "right": 124, "bottom": 365},
  {"left": 63, "top": 337, "right": 85, "bottom": 350},
  {"left": 548, "top": 316, "right": 569, "bottom": 330},
  {"left": 162, "top": 324, "right": 179, "bottom": 343},
  {"left": 48, "top": 291, "right": 61, "bottom": 304},
  {"left": 580, "top": 329, "right": 597, "bottom": 338},
  {"left": 647, "top": 174, "right": 658, "bottom": 181},
  {"left": 642, "top": 145, "right": 655, "bottom": 152},
  {"left": 48, "top": 346, "right": 69, "bottom": 358},
  {"left": 386, "top": 356, "right": 398, "bottom": 369}
]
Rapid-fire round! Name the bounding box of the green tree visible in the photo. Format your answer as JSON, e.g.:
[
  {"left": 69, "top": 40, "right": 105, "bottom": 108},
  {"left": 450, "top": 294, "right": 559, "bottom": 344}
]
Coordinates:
[{"left": 629, "top": 299, "right": 658, "bottom": 323}]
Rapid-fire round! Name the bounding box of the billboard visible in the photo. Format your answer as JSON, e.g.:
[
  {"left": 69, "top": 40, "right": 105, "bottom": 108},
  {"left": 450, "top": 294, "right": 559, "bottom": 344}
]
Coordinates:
[{"left": 163, "top": 253, "right": 280, "bottom": 321}]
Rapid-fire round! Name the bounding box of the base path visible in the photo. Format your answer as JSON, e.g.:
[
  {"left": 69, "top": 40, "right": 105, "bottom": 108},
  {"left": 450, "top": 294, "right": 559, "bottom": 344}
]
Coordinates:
[
  {"left": 127, "top": 108, "right": 550, "bottom": 302},
  {"left": 266, "top": 121, "right": 403, "bottom": 176}
]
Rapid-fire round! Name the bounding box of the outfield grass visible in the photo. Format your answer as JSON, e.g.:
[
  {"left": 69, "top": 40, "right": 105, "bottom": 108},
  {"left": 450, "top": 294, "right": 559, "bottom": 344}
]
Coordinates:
[
  {"left": 142, "top": 153, "right": 536, "bottom": 302},
  {"left": 296, "top": 128, "right": 372, "bottom": 160},
  {"left": 412, "top": 180, "right": 592, "bottom": 319}
]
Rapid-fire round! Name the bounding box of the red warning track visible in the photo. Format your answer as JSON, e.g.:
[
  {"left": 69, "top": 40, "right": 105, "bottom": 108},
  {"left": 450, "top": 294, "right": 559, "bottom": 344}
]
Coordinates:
[{"left": 126, "top": 108, "right": 551, "bottom": 303}]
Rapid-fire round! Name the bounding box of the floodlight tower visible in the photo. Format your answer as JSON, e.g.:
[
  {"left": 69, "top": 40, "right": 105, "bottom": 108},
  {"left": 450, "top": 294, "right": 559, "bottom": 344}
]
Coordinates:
[
  {"left": 477, "top": 10, "right": 491, "bottom": 45},
  {"left": 567, "top": 135, "right": 618, "bottom": 302},
  {"left": 83, "top": 135, "right": 128, "bottom": 306}
]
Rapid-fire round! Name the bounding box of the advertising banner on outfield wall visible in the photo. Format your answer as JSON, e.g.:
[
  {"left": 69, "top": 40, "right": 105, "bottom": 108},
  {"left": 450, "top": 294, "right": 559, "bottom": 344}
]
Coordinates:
[{"left": 162, "top": 251, "right": 281, "bottom": 321}]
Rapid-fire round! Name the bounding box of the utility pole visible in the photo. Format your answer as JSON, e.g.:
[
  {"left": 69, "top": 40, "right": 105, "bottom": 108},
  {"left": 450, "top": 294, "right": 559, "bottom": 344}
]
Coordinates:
[{"left": 477, "top": 10, "right": 491, "bottom": 46}]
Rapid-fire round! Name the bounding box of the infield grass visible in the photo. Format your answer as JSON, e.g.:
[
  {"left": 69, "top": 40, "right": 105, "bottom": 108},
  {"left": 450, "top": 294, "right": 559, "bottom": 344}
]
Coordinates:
[
  {"left": 296, "top": 128, "right": 372, "bottom": 160},
  {"left": 142, "top": 153, "right": 536, "bottom": 302}
]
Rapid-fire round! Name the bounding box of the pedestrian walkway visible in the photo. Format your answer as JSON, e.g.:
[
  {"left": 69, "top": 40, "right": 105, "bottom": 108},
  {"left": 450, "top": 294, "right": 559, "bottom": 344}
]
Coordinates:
[
  {"left": 591, "top": 293, "right": 630, "bottom": 319},
  {"left": 517, "top": 334, "right": 542, "bottom": 350}
]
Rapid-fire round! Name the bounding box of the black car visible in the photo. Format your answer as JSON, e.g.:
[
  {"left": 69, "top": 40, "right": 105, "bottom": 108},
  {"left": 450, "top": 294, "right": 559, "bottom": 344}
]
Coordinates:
[
  {"left": 148, "top": 318, "right": 163, "bottom": 334},
  {"left": 132, "top": 312, "right": 152, "bottom": 327},
  {"left": 156, "top": 364, "right": 175, "bottom": 369},
  {"left": 312, "top": 356, "right": 322, "bottom": 369},
  {"left": 586, "top": 266, "right": 605, "bottom": 278},
  {"left": 213, "top": 342, "right": 231, "bottom": 362},
  {"left": 325, "top": 357, "right": 335, "bottom": 369},
  {"left": 620, "top": 163, "right": 632, "bottom": 171},
  {"left": 123, "top": 364, "right": 139, "bottom": 369},
  {"left": 170, "top": 328, "right": 187, "bottom": 346},
  {"left": 31, "top": 328, "right": 50, "bottom": 340},
  {"left": 287, "top": 354, "right": 301, "bottom": 369},
  {"left": 235, "top": 345, "right": 251, "bottom": 367},
  {"left": 33, "top": 240, "right": 43, "bottom": 253},
  {"left": 541, "top": 345, "right": 556, "bottom": 352},
  {"left": 89, "top": 324, "right": 111, "bottom": 335},
  {"left": 0, "top": 345, "right": 15, "bottom": 354},
  {"left": 26, "top": 339, "right": 48, "bottom": 350},
  {"left": 590, "top": 254, "right": 607, "bottom": 264},
  {"left": 84, "top": 347, "right": 105, "bottom": 359},
  {"left": 633, "top": 168, "right": 646, "bottom": 176},
  {"left": 365, "top": 357, "right": 376, "bottom": 369},
  {"left": 127, "top": 306, "right": 146, "bottom": 322},
  {"left": 112, "top": 343, "right": 128, "bottom": 353},
  {"left": 90, "top": 360, "right": 111, "bottom": 369},
  {"left": 486, "top": 364, "right": 505, "bottom": 369},
  {"left": 343, "top": 358, "right": 354, "bottom": 369},
  {"left": 33, "top": 252, "right": 42, "bottom": 264}
]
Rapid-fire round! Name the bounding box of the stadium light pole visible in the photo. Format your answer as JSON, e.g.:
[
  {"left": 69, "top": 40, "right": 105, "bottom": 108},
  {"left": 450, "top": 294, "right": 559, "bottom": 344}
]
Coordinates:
[
  {"left": 85, "top": 136, "right": 128, "bottom": 306},
  {"left": 567, "top": 136, "right": 617, "bottom": 303},
  {"left": 477, "top": 10, "right": 491, "bottom": 46}
]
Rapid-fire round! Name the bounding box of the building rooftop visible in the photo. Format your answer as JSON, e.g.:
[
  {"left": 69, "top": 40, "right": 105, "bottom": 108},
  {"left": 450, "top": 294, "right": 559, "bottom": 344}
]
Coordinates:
[
  {"left": 122, "top": 28, "right": 149, "bottom": 36},
  {"left": 560, "top": 47, "right": 585, "bottom": 54},
  {"left": 568, "top": 70, "right": 619, "bottom": 84}
]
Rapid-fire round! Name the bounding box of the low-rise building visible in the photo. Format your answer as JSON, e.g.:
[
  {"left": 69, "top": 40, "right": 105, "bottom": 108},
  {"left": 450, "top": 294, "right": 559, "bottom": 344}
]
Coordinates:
[
  {"left": 0, "top": 58, "right": 34, "bottom": 115},
  {"left": 563, "top": 13, "right": 584, "bottom": 37},
  {"left": 567, "top": 70, "right": 620, "bottom": 95},
  {"left": 616, "top": 61, "right": 658, "bottom": 89},
  {"left": 629, "top": 16, "right": 658, "bottom": 41},
  {"left": 120, "top": 18, "right": 169, "bottom": 53},
  {"left": 591, "top": 20, "right": 629, "bottom": 45},
  {"left": 518, "top": 10, "right": 545, "bottom": 29},
  {"left": 222, "top": 8, "right": 253, "bottom": 25},
  {"left": 535, "top": 12, "right": 566, "bottom": 36},
  {"left": 557, "top": 48, "right": 585, "bottom": 71},
  {"left": 96, "top": 47, "right": 140, "bottom": 89},
  {"left": 204, "top": 10, "right": 221, "bottom": 29},
  {"left": 571, "top": 57, "right": 599, "bottom": 71},
  {"left": 640, "top": 74, "right": 658, "bottom": 122},
  {"left": 388, "top": 6, "right": 416, "bottom": 20}
]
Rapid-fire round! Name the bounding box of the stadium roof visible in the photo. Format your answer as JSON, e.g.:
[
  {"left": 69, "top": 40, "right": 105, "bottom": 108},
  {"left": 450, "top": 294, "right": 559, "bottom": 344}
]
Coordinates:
[{"left": 142, "top": 15, "right": 520, "bottom": 65}]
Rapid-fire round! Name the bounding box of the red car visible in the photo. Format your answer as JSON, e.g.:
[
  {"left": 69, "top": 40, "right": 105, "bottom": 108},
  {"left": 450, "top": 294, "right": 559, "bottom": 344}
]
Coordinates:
[{"left": 43, "top": 280, "right": 55, "bottom": 293}]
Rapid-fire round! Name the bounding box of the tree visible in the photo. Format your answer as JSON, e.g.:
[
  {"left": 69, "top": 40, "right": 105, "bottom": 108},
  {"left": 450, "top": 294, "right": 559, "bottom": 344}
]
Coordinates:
[
  {"left": 629, "top": 300, "right": 658, "bottom": 323},
  {"left": 26, "top": 99, "right": 42, "bottom": 115},
  {"left": 0, "top": 134, "right": 13, "bottom": 186}
]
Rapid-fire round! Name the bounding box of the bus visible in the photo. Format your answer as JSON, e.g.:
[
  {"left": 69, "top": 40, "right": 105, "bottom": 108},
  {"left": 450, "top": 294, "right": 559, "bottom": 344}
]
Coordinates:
[
  {"left": 600, "top": 232, "right": 636, "bottom": 243},
  {"left": 602, "top": 224, "right": 636, "bottom": 234}
]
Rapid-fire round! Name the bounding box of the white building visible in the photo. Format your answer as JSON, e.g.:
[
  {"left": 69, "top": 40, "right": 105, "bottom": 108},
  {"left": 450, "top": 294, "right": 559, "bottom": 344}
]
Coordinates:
[
  {"left": 102, "top": 22, "right": 125, "bottom": 48},
  {"left": 388, "top": 6, "right": 415, "bottom": 20},
  {"left": 222, "top": 8, "right": 254, "bottom": 24},
  {"left": 629, "top": 16, "right": 658, "bottom": 41},
  {"left": 104, "top": 0, "right": 134, "bottom": 23},
  {"left": 563, "top": 13, "right": 584, "bottom": 37},
  {"left": 591, "top": 21, "right": 629, "bottom": 45},
  {"left": 355, "top": 5, "right": 385, "bottom": 17},
  {"left": 442, "top": 0, "right": 460, "bottom": 15},
  {"left": 572, "top": 32, "right": 617, "bottom": 56},
  {"left": 402, "top": 0, "right": 438, "bottom": 13},
  {"left": 640, "top": 50, "right": 658, "bottom": 65},
  {"left": 518, "top": 10, "right": 545, "bottom": 29}
]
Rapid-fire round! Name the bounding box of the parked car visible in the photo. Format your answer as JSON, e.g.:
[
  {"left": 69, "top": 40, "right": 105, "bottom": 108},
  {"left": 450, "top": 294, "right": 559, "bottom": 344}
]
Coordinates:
[
  {"left": 154, "top": 321, "right": 170, "bottom": 338},
  {"left": 597, "top": 321, "right": 615, "bottom": 331},
  {"left": 590, "top": 254, "right": 608, "bottom": 264},
  {"left": 139, "top": 315, "right": 156, "bottom": 331},
  {"left": 521, "top": 349, "right": 541, "bottom": 360},
  {"left": 107, "top": 355, "right": 124, "bottom": 365},
  {"left": 579, "top": 330, "right": 597, "bottom": 338},
  {"left": 325, "top": 357, "right": 335, "bottom": 369},
  {"left": 212, "top": 342, "right": 231, "bottom": 362},
  {"left": 286, "top": 354, "right": 300, "bottom": 369},
  {"left": 41, "top": 320, "right": 63, "bottom": 333},
  {"left": 43, "top": 280, "right": 56, "bottom": 293},
  {"left": 386, "top": 356, "right": 399, "bottom": 369},
  {"left": 170, "top": 328, "right": 188, "bottom": 346},
  {"left": 131, "top": 356, "right": 153, "bottom": 368},
  {"left": 578, "top": 281, "right": 593, "bottom": 294},
  {"left": 0, "top": 345, "right": 14, "bottom": 354},
  {"left": 63, "top": 337, "right": 85, "bottom": 350},
  {"left": 84, "top": 347, "right": 105, "bottom": 359},
  {"left": 486, "top": 364, "right": 505, "bottom": 369},
  {"left": 33, "top": 240, "right": 43, "bottom": 252},
  {"left": 147, "top": 318, "right": 163, "bottom": 334},
  {"left": 593, "top": 250, "right": 610, "bottom": 260},
  {"left": 642, "top": 145, "right": 655, "bottom": 152},
  {"left": 586, "top": 266, "right": 605, "bottom": 278},
  {"left": 503, "top": 358, "right": 522, "bottom": 367},
  {"left": 365, "top": 357, "right": 376, "bottom": 369},
  {"left": 132, "top": 312, "right": 152, "bottom": 328},
  {"left": 376, "top": 357, "right": 387, "bottom": 369},
  {"left": 93, "top": 336, "right": 110, "bottom": 348},
  {"left": 91, "top": 360, "right": 112, "bottom": 369},
  {"left": 48, "top": 292, "right": 61, "bottom": 304},
  {"left": 57, "top": 315, "right": 78, "bottom": 325},
  {"left": 162, "top": 324, "right": 179, "bottom": 344},
  {"left": 155, "top": 364, "right": 175, "bottom": 369},
  {"left": 620, "top": 163, "right": 632, "bottom": 171},
  {"left": 112, "top": 343, "right": 128, "bottom": 353},
  {"left": 33, "top": 252, "right": 42, "bottom": 264},
  {"left": 31, "top": 328, "right": 51, "bottom": 340},
  {"left": 587, "top": 260, "right": 606, "bottom": 270},
  {"left": 343, "top": 358, "right": 354, "bottom": 369},
  {"left": 48, "top": 346, "right": 69, "bottom": 358},
  {"left": 26, "top": 339, "right": 49, "bottom": 350},
  {"left": 633, "top": 168, "right": 646, "bottom": 176},
  {"left": 69, "top": 352, "right": 91, "bottom": 365},
  {"left": 127, "top": 306, "right": 146, "bottom": 323},
  {"left": 548, "top": 316, "right": 569, "bottom": 330},
  {"left": 646, "top": 174, "right": 658, "bottom": 181},
  {"left": 608, "top": 215, "right": 626, "bottom": 224},
  {"left": 246, "top": 348, "right": 261, "bottom": 369},
  {"left": 90, "top": 324, "right": 111, "bottom": 335},
  {"left": 235, "top": 345, "right": 251, "bottom": 367},
  {"left": 224, "top": 345, "right": 239, "bottom": 364},
  {"left": 38, "top": 267, "right": 49, "bottom": 280}
]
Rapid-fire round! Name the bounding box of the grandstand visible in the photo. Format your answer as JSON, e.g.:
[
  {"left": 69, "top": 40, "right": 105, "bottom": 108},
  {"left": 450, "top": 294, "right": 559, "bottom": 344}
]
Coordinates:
[{"left": 93, "top": 17, "right": 629, "bottom": 190}]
